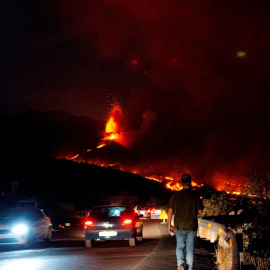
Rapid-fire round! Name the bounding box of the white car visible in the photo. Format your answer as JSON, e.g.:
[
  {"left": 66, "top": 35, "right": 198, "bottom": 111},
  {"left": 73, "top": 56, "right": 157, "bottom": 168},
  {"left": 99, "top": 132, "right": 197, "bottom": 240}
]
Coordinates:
[
  {"left": 0, "top": 208, "right": 52, "bottom": 247},
  {"left": 134, "top": 205, "right": 152, "bottom": 218}
]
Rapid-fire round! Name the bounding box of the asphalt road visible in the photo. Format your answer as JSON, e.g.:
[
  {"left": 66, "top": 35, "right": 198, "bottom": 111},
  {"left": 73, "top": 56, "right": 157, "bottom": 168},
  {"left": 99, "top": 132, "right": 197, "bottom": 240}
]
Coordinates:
[{"left": 0, "top": 219, "right": 216, "bottom": 270}]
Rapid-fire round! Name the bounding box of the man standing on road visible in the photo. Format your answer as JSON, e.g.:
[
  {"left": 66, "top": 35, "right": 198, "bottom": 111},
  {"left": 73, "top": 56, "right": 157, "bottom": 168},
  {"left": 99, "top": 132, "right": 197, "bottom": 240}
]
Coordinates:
[{"left": 167, "top": 174, "right": 204, "bottom": 270}]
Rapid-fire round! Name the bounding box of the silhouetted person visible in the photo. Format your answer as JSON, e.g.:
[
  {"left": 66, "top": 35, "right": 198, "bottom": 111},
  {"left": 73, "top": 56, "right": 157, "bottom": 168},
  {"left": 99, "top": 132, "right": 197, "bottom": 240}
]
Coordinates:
[{"left": 167, "top": 174, "right": 204, "bottom": 270}]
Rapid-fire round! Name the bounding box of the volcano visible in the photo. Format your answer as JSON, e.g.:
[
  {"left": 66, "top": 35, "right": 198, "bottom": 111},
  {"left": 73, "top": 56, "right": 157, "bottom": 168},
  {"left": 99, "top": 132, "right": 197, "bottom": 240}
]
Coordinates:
[{"left": 61, "top": 105, "right": 261, "bottom": 193}]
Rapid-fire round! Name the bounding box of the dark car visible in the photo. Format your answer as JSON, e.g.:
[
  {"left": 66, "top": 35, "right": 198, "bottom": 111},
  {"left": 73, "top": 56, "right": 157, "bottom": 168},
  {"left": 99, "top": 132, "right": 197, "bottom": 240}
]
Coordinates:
[
  {"left": 84, "top": 205, "right": 143, "bottom": 248},
  {"left": 0, "top": 208, "right": 52, "bottom": 247}
]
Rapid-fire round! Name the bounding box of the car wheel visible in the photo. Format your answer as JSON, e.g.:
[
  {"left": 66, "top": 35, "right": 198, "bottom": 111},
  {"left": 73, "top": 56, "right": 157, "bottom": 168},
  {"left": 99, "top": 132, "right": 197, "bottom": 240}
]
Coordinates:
[{"left": 85, "top": 239, "right": 92, "bottom": 248}]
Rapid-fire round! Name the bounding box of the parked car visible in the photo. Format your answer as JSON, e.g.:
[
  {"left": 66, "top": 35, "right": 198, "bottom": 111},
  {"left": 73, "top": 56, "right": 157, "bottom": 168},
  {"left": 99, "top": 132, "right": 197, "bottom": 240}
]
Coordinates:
[
  {"left": 84, "top": 205, "right": 143, "bottom": 248},
  {"left": 0, "top": 208, "right": 52, "bottom": 247}
]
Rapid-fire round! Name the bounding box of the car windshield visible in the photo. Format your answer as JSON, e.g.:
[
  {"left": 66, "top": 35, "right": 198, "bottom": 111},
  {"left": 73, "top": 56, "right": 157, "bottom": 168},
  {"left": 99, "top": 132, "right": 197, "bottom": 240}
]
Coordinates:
[{"left": 91, "top": 206, "right": 132, "bottom": 218}]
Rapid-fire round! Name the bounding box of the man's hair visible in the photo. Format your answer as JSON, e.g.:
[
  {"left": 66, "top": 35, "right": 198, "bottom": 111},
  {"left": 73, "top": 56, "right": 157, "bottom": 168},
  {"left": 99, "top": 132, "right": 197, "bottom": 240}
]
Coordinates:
[{"left": 181, "top": 174, "right": 191, "bottom": 186}]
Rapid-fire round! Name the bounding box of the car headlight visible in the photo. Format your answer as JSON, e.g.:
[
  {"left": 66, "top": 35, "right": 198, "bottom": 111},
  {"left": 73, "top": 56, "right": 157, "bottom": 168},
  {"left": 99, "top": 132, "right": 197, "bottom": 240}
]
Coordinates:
[{"left": 12, "top": 224, "right": 28, "bottom": 235}]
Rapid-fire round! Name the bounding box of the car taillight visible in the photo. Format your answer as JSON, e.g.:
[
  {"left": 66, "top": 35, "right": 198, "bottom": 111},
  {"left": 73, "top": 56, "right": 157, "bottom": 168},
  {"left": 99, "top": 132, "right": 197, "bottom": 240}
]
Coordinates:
[
  {"left": 122, "top": 219, "right": 133, "bottom": 225},
  {"left": 84, "top": 220, "right": 94, "bottom": 227}
]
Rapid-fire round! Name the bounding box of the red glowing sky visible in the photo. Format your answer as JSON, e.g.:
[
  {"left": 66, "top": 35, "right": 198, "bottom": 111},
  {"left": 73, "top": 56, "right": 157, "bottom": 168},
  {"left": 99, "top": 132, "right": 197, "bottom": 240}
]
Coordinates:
[{"left": 1, "top": 1, "right": 270, "bottom": 188}]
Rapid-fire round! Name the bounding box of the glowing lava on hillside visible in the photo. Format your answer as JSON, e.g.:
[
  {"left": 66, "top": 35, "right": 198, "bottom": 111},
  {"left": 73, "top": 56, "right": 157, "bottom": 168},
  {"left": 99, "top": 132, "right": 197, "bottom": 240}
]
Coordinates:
[
  {"left": 59, "top": 100, "right": 264, "bottom": 196},
  {"left": 61, "top": 104, "right": 248, "bottom": 193},
  {"left": 62, "top": 105, "right": 209, "bottom": 191}
]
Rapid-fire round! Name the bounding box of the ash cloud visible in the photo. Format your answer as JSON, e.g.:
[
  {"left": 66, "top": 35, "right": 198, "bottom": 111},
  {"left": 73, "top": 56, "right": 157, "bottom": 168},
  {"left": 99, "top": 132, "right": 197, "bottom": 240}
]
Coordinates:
[
  {"left": 2, "top": 1, "right": 270, "bottom": 187},
  {"left": 62, "top": 0, "right": 269, "bottom": 187}
]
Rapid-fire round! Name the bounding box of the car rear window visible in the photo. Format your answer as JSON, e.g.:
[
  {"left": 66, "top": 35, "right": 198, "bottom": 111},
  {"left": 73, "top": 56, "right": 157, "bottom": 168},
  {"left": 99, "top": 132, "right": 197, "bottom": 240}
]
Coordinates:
[
  {"left": 137, "top": 206, "right": 147, "bottom": 210},
  {"left": 91, "top": 206, "right": 129, "bottom": 218}
]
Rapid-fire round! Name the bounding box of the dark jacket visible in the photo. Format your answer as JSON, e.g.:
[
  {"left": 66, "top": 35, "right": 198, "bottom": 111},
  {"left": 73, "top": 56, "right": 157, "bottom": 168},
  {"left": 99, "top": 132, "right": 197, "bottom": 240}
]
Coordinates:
[{"left": 169, "top": 189, "right": 204, "bottom": 231}]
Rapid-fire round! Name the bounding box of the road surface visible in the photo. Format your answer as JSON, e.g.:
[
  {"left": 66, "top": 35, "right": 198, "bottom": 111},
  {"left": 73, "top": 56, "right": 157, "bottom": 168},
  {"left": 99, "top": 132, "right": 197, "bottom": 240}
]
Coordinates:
[{"left": 0, "top": 219, "right": 216, "bottom": 270}]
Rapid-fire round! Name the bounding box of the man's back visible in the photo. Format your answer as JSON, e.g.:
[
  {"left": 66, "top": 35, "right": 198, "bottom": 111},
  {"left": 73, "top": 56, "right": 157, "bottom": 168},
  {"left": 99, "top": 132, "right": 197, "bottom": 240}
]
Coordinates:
[
  {"left": 167, "top": 174, "right": 204, "bottom": 270},
  {"left": 169, "top": 189, "right": 203, "bottom": 231}
]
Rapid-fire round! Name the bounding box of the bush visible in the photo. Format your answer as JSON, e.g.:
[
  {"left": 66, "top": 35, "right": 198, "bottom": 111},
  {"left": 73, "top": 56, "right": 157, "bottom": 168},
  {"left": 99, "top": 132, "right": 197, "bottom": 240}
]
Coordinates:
[
  {"left": 244, "top": 253, "right": 270, "bottom": 270},
  {"left": 215, "top": 246, "right": 232, "bottom": 270},
  {"left": 203, "top": 191, "right": 233, "bottom": 216}
]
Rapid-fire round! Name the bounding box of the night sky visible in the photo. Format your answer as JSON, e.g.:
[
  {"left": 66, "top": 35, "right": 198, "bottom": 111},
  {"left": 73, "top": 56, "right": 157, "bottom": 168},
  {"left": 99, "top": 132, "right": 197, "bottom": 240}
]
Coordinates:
[{"left": 1, "top": 1, "right": 270, "bottom": 188}]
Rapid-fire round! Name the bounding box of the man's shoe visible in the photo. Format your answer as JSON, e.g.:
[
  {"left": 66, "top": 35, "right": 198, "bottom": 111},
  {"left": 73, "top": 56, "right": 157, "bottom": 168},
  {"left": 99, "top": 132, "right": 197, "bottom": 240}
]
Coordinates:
[{"left": 177, "top": 264, "right": 184, "bottom": 270}]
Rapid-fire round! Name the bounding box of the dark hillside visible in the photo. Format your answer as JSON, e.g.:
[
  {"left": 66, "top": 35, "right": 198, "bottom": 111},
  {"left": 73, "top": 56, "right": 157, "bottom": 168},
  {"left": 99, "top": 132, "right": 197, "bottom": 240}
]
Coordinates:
[
  {"left": 0, "top": 157, "right": 171, "bottom": 208},
  {"left": 0, "top": 111, "right": 172, "bottom": 209}
]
